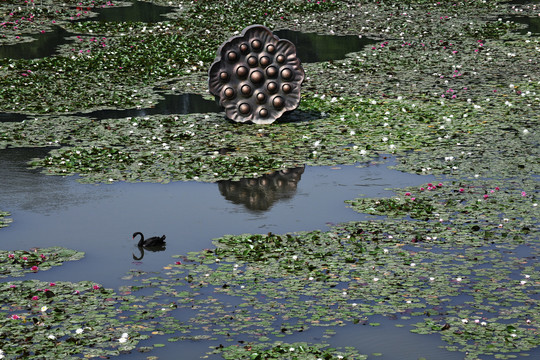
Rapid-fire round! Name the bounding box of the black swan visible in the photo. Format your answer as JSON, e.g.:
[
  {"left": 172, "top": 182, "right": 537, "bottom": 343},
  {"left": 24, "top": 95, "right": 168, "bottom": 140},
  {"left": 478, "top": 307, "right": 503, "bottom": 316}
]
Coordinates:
[{"left": 132, "top": 232, "right": 166, "bottom": 247}]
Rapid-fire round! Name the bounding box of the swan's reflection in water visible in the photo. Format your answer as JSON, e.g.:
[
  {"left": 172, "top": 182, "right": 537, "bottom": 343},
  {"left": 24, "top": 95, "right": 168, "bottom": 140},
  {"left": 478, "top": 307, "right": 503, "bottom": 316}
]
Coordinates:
[
  {"left": 132, "top": 245, "right": 166, "bottom": 261},
  {"left": 218, "top": 166, "right": 305, "bottom": 211}
]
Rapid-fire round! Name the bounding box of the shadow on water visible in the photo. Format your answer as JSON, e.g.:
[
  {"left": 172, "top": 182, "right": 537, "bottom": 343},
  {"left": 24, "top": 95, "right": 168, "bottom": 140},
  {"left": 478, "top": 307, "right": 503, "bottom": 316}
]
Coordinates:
[{"left": 274, "top": 29, "right": 378, "bottom": 63}]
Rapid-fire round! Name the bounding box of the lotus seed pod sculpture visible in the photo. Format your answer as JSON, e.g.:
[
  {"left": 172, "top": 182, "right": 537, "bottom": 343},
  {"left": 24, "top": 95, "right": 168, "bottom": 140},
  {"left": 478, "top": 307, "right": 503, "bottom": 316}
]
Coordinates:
[{"left": 209, "top": 25, "right": 305, "bottom": 124}]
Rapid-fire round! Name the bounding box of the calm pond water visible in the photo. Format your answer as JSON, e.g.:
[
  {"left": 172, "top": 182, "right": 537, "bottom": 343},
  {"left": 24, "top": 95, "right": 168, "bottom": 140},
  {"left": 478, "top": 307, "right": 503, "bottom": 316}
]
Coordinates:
[
  {"left": 0, "top": 1, "right": 173, "bottom": 60},
  {"left": 0, "top": 147, "right": 438, "bottom": 289},
  {"left": 0, "top": 146, "right": 468, "bottom": 359}
]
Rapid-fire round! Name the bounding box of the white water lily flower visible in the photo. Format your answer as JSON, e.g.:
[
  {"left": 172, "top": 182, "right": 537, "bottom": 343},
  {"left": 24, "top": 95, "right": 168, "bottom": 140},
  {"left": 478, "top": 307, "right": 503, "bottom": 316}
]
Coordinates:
[
  {"left": 76, "top": 328, "right": 83, "bottom": 334},
  {"left": 41, "top": 306, "right": 48, "bottom": 312},
  {"left": 48, "top": 334, "right": 56, "bottom": 340}
]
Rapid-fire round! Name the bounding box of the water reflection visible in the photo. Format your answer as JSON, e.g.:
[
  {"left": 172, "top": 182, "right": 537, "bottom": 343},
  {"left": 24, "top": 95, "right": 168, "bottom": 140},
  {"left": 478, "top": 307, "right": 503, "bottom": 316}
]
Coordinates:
[
  {"left": 218, "top": 167, "right": 305, "bottom": 212},
  {"left": 0, "top": 147, "right": 95, "bottom": 213},
  {"left": 274, "top": 29, "right": 378, "bottom": 62},
  {"left": 132, "top": 244, "right": 166, "bottom": 261},
  {"left": 0, "top": 26, "right": 70, "bottom": 59}
]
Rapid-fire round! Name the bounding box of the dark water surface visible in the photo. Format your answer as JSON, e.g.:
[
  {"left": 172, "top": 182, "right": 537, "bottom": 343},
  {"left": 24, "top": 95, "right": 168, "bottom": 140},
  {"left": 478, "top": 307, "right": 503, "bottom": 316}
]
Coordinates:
[
  {"left": 78, "top": 93, "right": 222, "bottom": 119},
  {"left": 0, "top": 93, "right": 221, "bottom": 122},
  {"left": 0, "top": 1, "right": 173, "bottom": 60},
  {"left": 275, "top": 29, "right": 378, "bottom": 63},
  {"left": 85, "top": 0, "right": 174, "bottom": 23},
  {"left": 0, "top": 147, "right": 437, "bottom": 289},
  {"left": 0, "top": 26, "right": 71, "bottom": 59},
  {"left": 505, "top": 14, "right": 540, "bottom": 34}
]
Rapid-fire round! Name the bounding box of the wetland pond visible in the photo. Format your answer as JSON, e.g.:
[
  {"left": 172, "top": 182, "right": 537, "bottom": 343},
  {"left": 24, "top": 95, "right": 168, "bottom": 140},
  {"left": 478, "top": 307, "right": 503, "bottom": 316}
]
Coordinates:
[
  {"left": 1, "top": 146, "right": 465, "bottom": 360},
  {"left": 0, "top": 1, "right": 538, "bottom": 359},
  {"left": 0, "top": 147, "right": 437, "bottom": 290}
]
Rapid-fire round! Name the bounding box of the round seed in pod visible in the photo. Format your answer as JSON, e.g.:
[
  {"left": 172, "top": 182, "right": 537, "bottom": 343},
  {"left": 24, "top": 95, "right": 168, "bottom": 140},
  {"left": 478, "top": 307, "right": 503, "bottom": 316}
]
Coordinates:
[
  {"left": 247, "top": 56, "right": 258, "bottom": 67},
  {"left": 236, "top": 66, "right": 248, "bottom": 79},
  {"left": 239, "top": 43, "right": 249, "bottom": 54},
  {"left": 267, "top": 81, "right": 278, "bottom": 94},
  {"left": 227, "top": 51, "right": 238, "bottom": 62},
  {"left": 223, "top": 87, "right": 235, "bottom": 99},
  {"left": 250, "top": 70, "right": 264, "bottom": 84},
  {"left": 265, "top": 66, "right": 278, "bottom": 78},
  {"left": 256, "top": 92, "right": 266, "bottom": 103},
  {"left": 238, "top": 103, "right": 251, "bottom": 115},
  {"left": 281, "top": 68, "right": 293, "bottom": 81},
  {"left": 282, "top": 84, "right": 292, "bottom": 94},
  {"left": 240, "top": 84, "right": 252, "bottom": 97},
  {"left": 272, "top": 96, "right": 285, "bottom": 109},
  {"left": 266, "top": 44, "right": 276, "bottom": 53},
  {"left": 259, "top": 56, "right": 271, "bottom": 67}
]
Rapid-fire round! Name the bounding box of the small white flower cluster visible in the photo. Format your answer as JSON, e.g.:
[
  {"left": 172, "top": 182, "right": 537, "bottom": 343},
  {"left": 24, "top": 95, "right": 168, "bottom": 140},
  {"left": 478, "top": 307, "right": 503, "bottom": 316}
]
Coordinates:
[{"left": 118, "top": 332, "right": 129, "bottom": 344}]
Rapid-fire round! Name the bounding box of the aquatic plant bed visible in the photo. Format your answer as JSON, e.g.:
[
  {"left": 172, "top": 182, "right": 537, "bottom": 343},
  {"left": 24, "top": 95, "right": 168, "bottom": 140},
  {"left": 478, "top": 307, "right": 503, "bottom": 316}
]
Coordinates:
[{"left": 0, "top": 0, "right": 539, "bottom": 359}]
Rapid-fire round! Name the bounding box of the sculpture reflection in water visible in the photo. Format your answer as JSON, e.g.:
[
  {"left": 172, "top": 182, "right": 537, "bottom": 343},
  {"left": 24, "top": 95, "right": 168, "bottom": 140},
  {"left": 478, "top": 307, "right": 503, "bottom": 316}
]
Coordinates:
[{"left": 218, "top": 166, "right": 305, "bottom": 211}]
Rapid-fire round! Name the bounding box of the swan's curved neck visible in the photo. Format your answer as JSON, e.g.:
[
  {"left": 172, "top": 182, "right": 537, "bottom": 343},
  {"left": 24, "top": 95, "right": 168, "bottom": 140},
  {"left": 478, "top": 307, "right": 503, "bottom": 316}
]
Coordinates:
[{"left": 134, "top": 232, "right": 145, "bottom": 246}]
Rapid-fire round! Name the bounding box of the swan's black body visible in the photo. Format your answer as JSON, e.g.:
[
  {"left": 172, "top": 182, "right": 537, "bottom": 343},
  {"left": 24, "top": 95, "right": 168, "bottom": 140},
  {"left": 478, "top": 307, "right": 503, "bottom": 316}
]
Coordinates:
[{"left": 132, "top": 232, "right": 166, "bottom": 247}]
